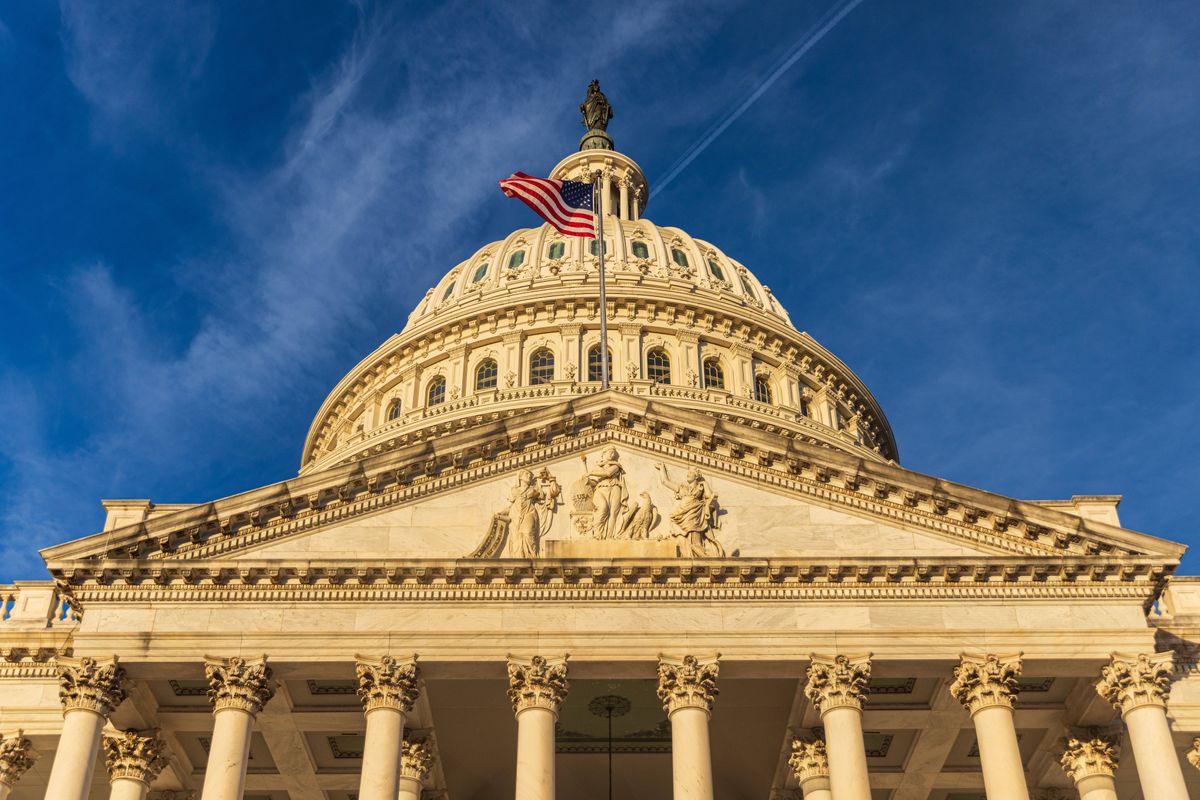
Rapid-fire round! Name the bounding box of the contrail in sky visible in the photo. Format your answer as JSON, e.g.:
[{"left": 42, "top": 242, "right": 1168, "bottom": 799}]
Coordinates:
[{"left": 654, "top": 0, "right": 867, "bottom": 192}]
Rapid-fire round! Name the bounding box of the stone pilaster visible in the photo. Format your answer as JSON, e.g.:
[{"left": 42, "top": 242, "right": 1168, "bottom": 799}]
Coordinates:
[
  {"left": 356, "top": 655, "right": 421, "bottom": 713},
  {"left": 656, "top": 655, "right": 720, "bottom": 716},
  {"left": 204, "top": 655, "right": 275, "bottom": 714},
  {"left": 58, "top": 655, "right": 129, "bottom": 715},
  {"left": 0, "top": 732, "right": 34, "bottom": 792},
  {"left": 1060, "top": 736, "right": 1118, "bottom": 782},
  {"left": 400, "top": 737, "right": 434, "bottom": 782},
  {"left": 1095, "top": 651, "right": 1173, "bottom": 714},
  {"left": 103, "top": 729, "right": 169, "bottom": 784},
  {"left": 804, "top": 654, "right": 871, "bottom": 713},
  {"left": 507, "top": 655, "right": 569, "bottom": 714},
  {"left": 948, "top": 653, "right": 1022, "bottom": 714}
]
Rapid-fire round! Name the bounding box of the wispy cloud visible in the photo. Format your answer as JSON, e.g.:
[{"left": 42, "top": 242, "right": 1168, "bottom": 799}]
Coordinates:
[{"left": 0, "top": 0, "right": 702, "bottom": 578}]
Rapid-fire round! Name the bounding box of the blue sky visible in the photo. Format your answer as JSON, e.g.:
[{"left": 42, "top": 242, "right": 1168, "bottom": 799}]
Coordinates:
[{"left": 0, "top": 0, "right": 1197, "bottom": 581}]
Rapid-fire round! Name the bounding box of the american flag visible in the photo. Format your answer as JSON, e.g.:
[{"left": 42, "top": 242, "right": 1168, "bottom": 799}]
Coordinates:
[{"left": 498, "top": 172, "right": 596, "bottom": 238}]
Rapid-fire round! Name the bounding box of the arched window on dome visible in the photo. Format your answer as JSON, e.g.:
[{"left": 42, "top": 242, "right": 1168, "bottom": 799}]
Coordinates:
[
  {"left": 737, "top": 272, "right": 757, "bottom": 301},
  {"left": 646, "top": 348, "right": 671, "bottom": 384},
  {"left": 702, "top": 359, "right": 725, "bottom": 390},
  {"left": 386, "top": 399, "right": 402, "bottom": 421},
  {"left": 508, "top": 250, "right": 526, "bottom": 269},
  {"left": 631, "top": 240, "right": 649, "bottom": 259},
  {"left": 707, "top": 259, "right": 727, "bottom": 282},
  {"left": 589, "top": 239, "right": 605, "bottom": 256},
  {"left": 671, "top": 248, "right": 689, "bottom": 268},
  {"left": 426, "top": 376, "right": 446, "bottom": 406},
  {"left": 753, "top": 375, "right": 773, "bottom": 405},
  {"left": 529, "top": 348, "right": 555, "bottom": 385},
  {"left": 587, "top": 345, "right": 613, "bottom": 382},
  {"left": 548, "top": 242, "right": 565, "bottom": 259},
  {"left": 471, "top": 262, "right": 489, "bottom": 283},
  {"left": 475, "top": 359, "right": 498, "bottom": 390},
  {"left": 441, "top": 280, "right": 456, "bottom": 301}
]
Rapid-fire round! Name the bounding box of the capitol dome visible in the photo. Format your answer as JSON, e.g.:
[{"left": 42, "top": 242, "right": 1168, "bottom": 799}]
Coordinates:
[{"left": 300, "top": 138, "right": 897, "bottom": 475}]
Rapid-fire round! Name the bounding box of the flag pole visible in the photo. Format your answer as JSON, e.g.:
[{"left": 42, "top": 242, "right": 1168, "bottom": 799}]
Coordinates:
[{"left": 594, "top": 173, "right": 610, "bottom": 390}]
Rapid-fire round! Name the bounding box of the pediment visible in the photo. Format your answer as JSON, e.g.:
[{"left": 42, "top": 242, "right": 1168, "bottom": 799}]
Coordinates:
[{"left": 41, "top": 393, "right": 1185, "bottom": 575}]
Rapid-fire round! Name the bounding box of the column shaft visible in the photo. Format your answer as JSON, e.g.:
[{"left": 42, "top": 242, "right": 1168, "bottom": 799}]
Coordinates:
[
  {"left": 397, "top": 775, "right": 422, "bottom": 800},
  {"left": 200, "top": 707, "right": 254, "bottom": 800},
  {"left": 799, "top": 776, "right": 832, "bottom": 800},
  {"left": 1124, "top": 703, "right": 1189, "bottom": 800},
  {"left": 971, "top": 704, "right": 1029, "bottom": 800},
  {"left": 514, "top": 706, "right": 556, "bottom": 800},
  {"left": 43, "top": 708, "right": 105, "bottom": 800},
  {"left": 668, "top": 706, "right": 713, "bottom": 800},
  {"left": 619, "top": 181, "right": 630, "bottom": 220},
  {"left": 822, "top": 706, "right": 870, "bottom": 800},
  {"left": 358, "top": 707, "right": 406, "bottom": 800},
  {"left": 109, "top": 777, "right": 150, "bottom": 800},
  {"left": 1074, "top": 773, "right": 1118, "bottom": 800}
]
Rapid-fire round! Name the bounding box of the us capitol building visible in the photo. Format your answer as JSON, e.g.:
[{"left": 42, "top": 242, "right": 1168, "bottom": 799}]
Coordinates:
[{"left": 3, "top": 85, "right": 1200, "bottom": 800}]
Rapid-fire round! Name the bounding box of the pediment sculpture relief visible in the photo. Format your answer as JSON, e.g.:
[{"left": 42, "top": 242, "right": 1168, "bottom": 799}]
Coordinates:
[
  {"left": 570, "top": 449, "right": 660, "bottom": 540},
  {"left": 469, "top": 468, "right": 561, "bottom": 558},
  {"left": 656, "top": 463, "right": 725, "bottom": 558}
]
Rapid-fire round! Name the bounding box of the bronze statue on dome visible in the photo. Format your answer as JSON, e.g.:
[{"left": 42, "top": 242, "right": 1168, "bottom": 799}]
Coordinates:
[{"left": 579, "top": 80, "right": 614, "bottom": 151}]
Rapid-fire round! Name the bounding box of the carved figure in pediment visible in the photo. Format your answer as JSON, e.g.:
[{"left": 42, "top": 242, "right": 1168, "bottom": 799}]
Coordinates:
[
  {"left": 579, "top": 449, "right": 630, "bottom": 539},
  {"left": 507, "top": 469, "right": 561, "bottom": 558},
  {"left": 619, "top": 491, "right": 660, "bottom": 540},
  {"left": 655, "top": 463, "right": 724, "bottom": 557}
]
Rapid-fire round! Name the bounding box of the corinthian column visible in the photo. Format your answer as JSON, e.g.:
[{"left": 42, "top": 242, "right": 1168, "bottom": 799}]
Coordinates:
[
  {"left": 44, "top": 656, "right": 129, "bottom": 800},
  {"left": 1059, "top": 736, "right": 1118, "bottom": 800},
  {"left": 804, "top": 654, "right": 871, "bottom": 800},
  {"left": 948, "top": 653, "right": 1029, "bottom": 800},
  {"left": 788, "top": 737, "right": 831, "bottom": 800},
  {"left": 1096, "top": 651, "right": 1188, "bottom": 800},
  {"left": 200, "top": 655, "right": 274, "bottom": 800},
  {"left": 507, "top": 655, "right": 569, "bottom": 800},
  {"left": 355, "top": 655, "right": 420, "bottom": 800},
  {"left": 102, "top": 730, "right": 169, "bottom": 800},
  {"left": 398, "top": 736, "right": 434, "bottom": 800},
  {"left": 0, "top": 732, "right": 35, "bottom": 800},
  {"left": 657, "top": 655, "right": 720, "bottom": 800}
]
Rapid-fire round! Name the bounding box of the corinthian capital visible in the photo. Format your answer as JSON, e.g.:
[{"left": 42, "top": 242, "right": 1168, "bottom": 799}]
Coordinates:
[
  {"left": 657, "top": 655, "right": 720, "bottom": 715},
  {"left": 507, "top": 655, "right": 569, "bottom": 714},
  {"left": 56, "top": 656, "right": 128, "bottom": 716},
  {"left": 1096, "top": 651, "right": 1174, "bottom": 714},
  {"left": 949, "top": 653, "right": 1022, "bottom": 714},
  {"left": 204, "top": 655, "right": 275, "bottom": 714},
  {"left": 0, "top": 732, "right": 35, "bottom": 789},
  {"left": 804, "top": 654, "right": 871, "bottom": 713},
  {"left": 1059, "top": 736, "right": 1118, "bottom": 782},
  {"left": 788, "top": 737, "right": 829, "bottom": 783},
  {"left": 400, "top": 736, "right": 435, "bottom": 781},
  {"left": 355, "top": 655, "right": 420, "bottom": 713},
  {"left": 102, "top": 729, "right": 169, "bottom": 784}
]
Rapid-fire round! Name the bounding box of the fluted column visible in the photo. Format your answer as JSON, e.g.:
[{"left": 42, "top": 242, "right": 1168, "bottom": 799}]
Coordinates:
[
  {"left": 657, "top": 655, "right": 719, "bottom": 800},
  {"left": 788, "top": 737, "right": 831, "bottom": 800},
  {"left": 508, "top": 655, "right": 568, "bottom": 800},
  {"left": 355, "top": 655, "right": 420, "bottom": 800},
  {"left": 804, "top": 654, "right": 871, "bottom": 800},
  {"left": 948, "top": 653, "right": 1029, "bottom": 800},
  {"left": 102, "top": 730, "right": 169, "bottom": 800},
  {"left": 398, "top": 736, "right": 434, "bottom": 800},
  {"left": 44, "top": 656, "right": 129, "bottom": 800},
  {"left": 1059, "top": 736, "right": 1119, "bottom": 800},
  {"left": 200, "top": 655, "right": 275, "bottom": 800},
  {"left": 1096, "top": 651, "right": 1188, "bottom": 800},
  {"left": 0, "top": 732, "right": 35, "bottom": 800}
]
